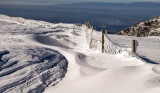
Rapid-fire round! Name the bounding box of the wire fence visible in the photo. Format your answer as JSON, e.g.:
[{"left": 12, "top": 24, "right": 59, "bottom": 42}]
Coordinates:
[{"left": 82, "top": 22, "right": 131, "bottom": 55}]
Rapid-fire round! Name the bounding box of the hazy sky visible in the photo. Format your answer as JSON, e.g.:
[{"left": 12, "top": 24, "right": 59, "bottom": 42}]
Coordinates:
[{"left": 0, "top": 0, "right": 160, "bottom": 5}]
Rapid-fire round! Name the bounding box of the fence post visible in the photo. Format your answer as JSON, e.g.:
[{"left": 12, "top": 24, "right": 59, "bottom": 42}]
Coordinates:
[
  {"left": 89, "top": 26, "right": 95, "bottom": 49},
  {"left": 85, "top": 22, "right": 90, "bottom": 28},
  {"left": 102, "top": 29, "right": 105, "bottom": 53},
  {"left": 85, "top": 21, "right": 87, "bottom": 26},
  {"left": 132, "top": 40, "right": 136, "bottom": 56},
  {"left": 85, "top": 22, "right": 88, "bottom": 28}
]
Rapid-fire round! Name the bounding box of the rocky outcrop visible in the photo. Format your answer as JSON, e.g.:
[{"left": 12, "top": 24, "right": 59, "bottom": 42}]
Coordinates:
[{"left": 117, "top": 16, "right": 160, "bottom": 37}]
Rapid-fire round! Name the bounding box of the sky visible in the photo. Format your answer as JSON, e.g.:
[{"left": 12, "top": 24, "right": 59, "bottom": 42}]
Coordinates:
[{"left": 0, "top": 0, "right": 160, "bottom": 5}]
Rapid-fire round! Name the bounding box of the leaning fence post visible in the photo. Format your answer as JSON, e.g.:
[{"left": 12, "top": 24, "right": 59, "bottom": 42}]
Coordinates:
[
  {"left": 132, "top": 40, "right": 136, "bottom": 56},
  {"left": 89, "top": 26, "right": 95, "bottom": 49},
  {"left": 102, "top": 29, "right": 105, "bottom": 53}
]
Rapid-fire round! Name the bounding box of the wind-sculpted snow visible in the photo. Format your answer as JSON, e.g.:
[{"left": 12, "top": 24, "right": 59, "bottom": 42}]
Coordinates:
[
  {"left": 0, "top": 47, "right": 68, "bottom": 93},
  {"left": 33, "top": 35, "right": 70, "bottom": 49},
  {"left": 0, "top": 14, "right": 79, "bottom": 93},
  {"left": 1, "top": 14, "right": 160, "bottom": 93}
]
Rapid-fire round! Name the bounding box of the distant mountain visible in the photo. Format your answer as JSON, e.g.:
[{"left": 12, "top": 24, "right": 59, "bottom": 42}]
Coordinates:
[
  {"left": 0, "top": 2, "right": 160, "bottom": 34},
  {"left": 70, "top": 2, "right": 160, "bottom": 9},
  {"left": 117, "top": 16, "right": 160, "bottom": 37}
]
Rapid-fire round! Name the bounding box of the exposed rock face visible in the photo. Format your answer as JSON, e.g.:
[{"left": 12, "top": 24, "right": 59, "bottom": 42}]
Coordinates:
[{"left": 117, "top": 16, "right": 160, "bottom": 37}]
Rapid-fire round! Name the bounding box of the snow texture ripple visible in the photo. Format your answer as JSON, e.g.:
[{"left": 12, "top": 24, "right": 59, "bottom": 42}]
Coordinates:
[{"left": 0, "top": 47, "right": 68, "bottom": 93}]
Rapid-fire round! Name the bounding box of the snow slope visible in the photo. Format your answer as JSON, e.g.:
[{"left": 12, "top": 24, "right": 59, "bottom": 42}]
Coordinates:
[
  {"left": 108, "top": 35, "right": 160, "bottom": 63},
  {"left": 0, "top": 14, "right": 160, "bottom": 93}
]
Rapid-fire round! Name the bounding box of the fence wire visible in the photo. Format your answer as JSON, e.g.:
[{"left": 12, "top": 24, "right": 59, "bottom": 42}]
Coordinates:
[{"left": 82, "top": 25, "right": 131, "bottom": 55}]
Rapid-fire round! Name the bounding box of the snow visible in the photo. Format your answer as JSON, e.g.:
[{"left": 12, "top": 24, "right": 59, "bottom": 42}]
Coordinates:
[
  {"left": 0, "top": 14, "right": 160, "bottom": 93},
  {"left": 108, "top": 35, "right": 160, "bottom": 63}
]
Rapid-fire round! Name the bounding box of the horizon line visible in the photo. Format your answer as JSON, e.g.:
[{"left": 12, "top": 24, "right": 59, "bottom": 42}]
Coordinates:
[{"left": 0, "top": 1, "right": 160, "bottom": 5}]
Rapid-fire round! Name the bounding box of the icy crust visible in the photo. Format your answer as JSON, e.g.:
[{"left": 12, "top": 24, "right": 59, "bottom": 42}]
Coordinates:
[
  {"left": 0, "top": 14, "right": 76, "bottom": 35},
  {"left": 0, "top": 47, "right": 68, "bottom": 93},
  {"left": 0, "top": 14, "right": 59, "bottom": 27}
]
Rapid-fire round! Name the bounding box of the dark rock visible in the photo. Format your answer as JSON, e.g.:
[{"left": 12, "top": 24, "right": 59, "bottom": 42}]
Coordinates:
[{"left": 117, "top": 16, "right": 160, "bottom": 37}]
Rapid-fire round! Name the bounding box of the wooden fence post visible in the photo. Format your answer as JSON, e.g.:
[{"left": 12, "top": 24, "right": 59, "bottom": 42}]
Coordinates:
[
  {"left": 102, "top": 29, "right": 105, "bottom": 53},
  {"left": 85, "top": 21, "right": 87, "bottom": 26},
  {"left": 85, "top": 22, "right": 90, "bottom": 28},
  {"left": 132, "top": 40, "right": 136, "bottom": 56},
  {"left": 89, "top": 26, "right": 95, "bottom": 49}
]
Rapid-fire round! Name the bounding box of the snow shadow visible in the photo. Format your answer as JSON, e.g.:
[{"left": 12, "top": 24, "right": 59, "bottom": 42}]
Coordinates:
[
  {"left": 136, "top": 54, "right": 159, "bottom": 64},
  {"left": 33, "top": 35, "right": 70, "bottom": 49},
  {"left": 0, "top": 50, "right": 10, "bottom": 68},
  {"left": 139, "top": 56, "right": 159, "bottom": 64}
]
